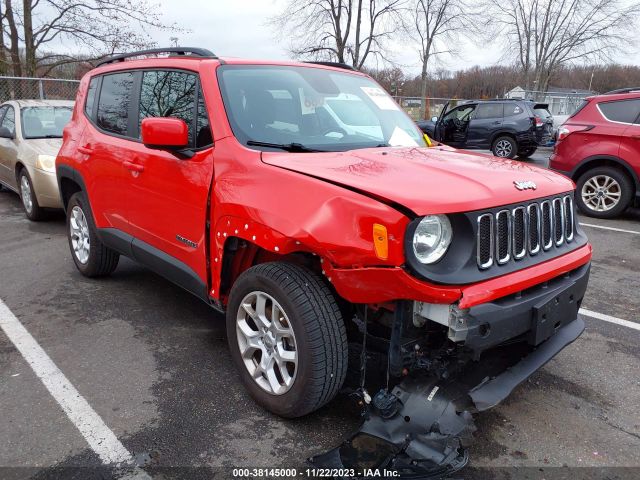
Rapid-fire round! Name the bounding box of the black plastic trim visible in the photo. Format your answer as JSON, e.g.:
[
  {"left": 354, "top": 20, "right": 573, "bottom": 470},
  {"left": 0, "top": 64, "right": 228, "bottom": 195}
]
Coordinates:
[
  {"left": 97, "top": 228, "right": 212, "bottom": 305},
  {"left": 404, "top": 192, "right": 588, "bottom": 285},
  {"left": 56, "top": 164, "right": 88, "bottom": 213},
  {"left": 569, "top": 154, "right": 640, "bottom": 191}
]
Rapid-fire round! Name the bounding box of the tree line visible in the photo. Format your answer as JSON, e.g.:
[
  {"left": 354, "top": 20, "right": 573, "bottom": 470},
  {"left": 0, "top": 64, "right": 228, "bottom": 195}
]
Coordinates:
[{"left": 274, "top": 0, "right": 640, "bottom": 117}]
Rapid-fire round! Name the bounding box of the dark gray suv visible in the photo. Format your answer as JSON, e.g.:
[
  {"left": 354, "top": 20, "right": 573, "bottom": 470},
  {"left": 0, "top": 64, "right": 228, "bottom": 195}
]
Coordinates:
[{"left": 417, "top": 99, "right": 553, "bottom": 158}]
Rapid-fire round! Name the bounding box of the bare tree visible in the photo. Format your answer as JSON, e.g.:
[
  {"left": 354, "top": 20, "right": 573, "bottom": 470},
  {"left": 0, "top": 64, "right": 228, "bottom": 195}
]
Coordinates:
[
  {"left": 494, "top": 0, "right": 640, "bottom": 93},
  {"left": 272, "top": 0, "right": 403, "bottom": 69},
  {"left": 2, "top": 0, "right": 181, "bottom": 77},
  {"left": 404, "top": 0, "right": 475, "bottom": 118}
]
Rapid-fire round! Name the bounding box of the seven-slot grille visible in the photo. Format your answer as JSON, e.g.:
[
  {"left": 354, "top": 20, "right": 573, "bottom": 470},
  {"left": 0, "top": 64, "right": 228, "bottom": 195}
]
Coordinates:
[{"left": 477, "top": 195, "right": 575, "bottom": 269}]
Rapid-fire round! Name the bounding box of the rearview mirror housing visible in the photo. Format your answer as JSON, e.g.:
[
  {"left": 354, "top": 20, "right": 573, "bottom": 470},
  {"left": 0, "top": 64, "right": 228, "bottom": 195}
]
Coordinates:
[{"left": 141, "top": 117, "right": 189, "bottom": 149}]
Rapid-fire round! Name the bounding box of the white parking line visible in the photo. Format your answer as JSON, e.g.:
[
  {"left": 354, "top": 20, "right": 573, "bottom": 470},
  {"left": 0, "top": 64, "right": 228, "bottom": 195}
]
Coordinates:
[
  {"left": 0, "top": 298, "right": 149, "bottom": 475},
  {"left": 579, "top": 308, "right": 640, "bottom": 331},
  {"left": 580, "top": 222, "right": 640, "bottom": 235}
]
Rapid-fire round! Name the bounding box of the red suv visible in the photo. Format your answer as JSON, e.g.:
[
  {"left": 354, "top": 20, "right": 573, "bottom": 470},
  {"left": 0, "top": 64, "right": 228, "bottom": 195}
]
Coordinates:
[
  {"left": 550, "top": 88, "right": 640, "bottom": 218},
  {"left": 56, "top": 48, "right": 591, "bottom": 475}
]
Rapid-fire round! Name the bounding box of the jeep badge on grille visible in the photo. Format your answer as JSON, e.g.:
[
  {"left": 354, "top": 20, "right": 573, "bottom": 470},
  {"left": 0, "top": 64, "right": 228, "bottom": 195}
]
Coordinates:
[{"left": 514, "top": 180, "right": 537, "bottom": 190}]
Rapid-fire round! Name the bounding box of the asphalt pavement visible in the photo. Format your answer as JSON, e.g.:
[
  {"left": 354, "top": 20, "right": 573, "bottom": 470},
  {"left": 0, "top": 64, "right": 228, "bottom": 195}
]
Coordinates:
[{"left": 0, "top": 148, "right": 639, "bottom": 479}]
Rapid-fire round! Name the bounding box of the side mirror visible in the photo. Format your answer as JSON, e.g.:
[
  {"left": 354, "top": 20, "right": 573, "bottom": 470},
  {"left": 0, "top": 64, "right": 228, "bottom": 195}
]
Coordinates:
[
  {"left": 431, "top": 116, "right": 439, "bottom": 123},
  {"left": 141, "top": 117, "right": 189, "bottom": 150},
  {"left": 0, "top": 126, "right": 14, "bottom": 139}
]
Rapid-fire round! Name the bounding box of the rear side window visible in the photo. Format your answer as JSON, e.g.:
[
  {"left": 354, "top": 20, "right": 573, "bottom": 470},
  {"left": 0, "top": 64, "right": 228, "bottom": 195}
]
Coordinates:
[
  {"left": 504, "top": 103, "right": 524, "bottom": 117},
  {"left": 475, "top": 103, "right": 504, "bottom": 119},
  {"left": 85, "top": 77, "right": 99, "bottom": 119},
  {"left": 597, "top": 99, "right": 640, "bottom": 124},
  {"left": 139, "top": 70, "right": 198, "bottom": 145},
  {"left": 97, "top": 72, "right": 134, "bottom": 136}
]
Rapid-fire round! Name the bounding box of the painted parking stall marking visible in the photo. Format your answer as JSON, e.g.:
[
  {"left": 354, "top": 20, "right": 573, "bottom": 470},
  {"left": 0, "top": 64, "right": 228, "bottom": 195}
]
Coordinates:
[
  {"left": 0, "top": 298, "right": 151, "bottom": 478},
  {"left": 580, "top": 222, "right": 640, "bottom": 235},
  {"left": 579, "top": 308, "right": 640, "bottom": 331}
]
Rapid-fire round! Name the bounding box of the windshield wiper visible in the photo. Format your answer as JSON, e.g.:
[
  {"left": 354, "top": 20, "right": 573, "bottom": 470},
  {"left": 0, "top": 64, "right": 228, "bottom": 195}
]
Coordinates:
[{"left": 246, "top": 140, "right": 326, "bottom": 152}]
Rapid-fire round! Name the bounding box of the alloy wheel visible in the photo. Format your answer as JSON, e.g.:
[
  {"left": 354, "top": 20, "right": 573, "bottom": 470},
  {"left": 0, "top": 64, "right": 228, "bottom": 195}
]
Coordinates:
[
  {"left": 236, "top": 290, "right": 298, "bottom": 395},
  {"left": 494, "top": 140, "right": 513, "bottom": 157},
  {"left": 70, "top": 206, "right": 90, "bottom": 264},
  {"left": 20, "top": 175, "right": 33, "bottom": 213},
  {"left": 581, "top": 175, "right": 621, "bottom": 212}
]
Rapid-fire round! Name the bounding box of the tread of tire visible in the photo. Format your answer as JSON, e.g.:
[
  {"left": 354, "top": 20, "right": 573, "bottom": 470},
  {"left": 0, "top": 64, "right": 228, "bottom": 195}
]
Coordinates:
[{"left": 248, "top": 262, "right": 348, "bottom": 414}]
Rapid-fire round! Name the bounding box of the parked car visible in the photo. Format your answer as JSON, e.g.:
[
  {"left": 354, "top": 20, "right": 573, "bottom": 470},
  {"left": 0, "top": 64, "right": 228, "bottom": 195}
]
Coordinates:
[
  {"left": 0, "top": 99, "right": 73, "bottom": 220},
  {"left": 550, "top": 88, "right": 640, "bottom": 219},
  {"left": 56, "top": 48, "right": 591, "bottom": 475},
  {"left": 417, "top": 99, "right": 553, "bottom": 158}
]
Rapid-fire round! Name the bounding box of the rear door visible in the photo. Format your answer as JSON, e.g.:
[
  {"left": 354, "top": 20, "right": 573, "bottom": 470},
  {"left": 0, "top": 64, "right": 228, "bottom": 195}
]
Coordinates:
[
  {"left": 466, "top": 103, "right": 503, "bottom": 148},
  {"left": 125, "top": 69, "right": 215, "bottom": 291},
  {"left": 80, "top": 72, "right": 138, "bottom": 231},
  {"left": 616, "top": 99, "right": 640, "bottom": 176},
  {"left": 0, "top": 105, "right": 19, "bottom": 188}
]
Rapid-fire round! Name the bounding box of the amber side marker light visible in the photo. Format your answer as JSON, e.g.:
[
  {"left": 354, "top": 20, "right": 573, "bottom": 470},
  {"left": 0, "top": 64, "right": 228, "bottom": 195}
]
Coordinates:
[{"left": 373, "top": 223, "right": 389, "bottom": 260}]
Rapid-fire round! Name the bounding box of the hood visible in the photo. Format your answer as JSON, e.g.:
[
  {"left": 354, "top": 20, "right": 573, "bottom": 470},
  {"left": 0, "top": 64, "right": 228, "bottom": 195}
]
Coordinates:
[
  {"left": 262, "top": 146, "right": 574, "bottom": 216},
  {"left": 24, "top": 138, "right": 63, "bottom": 156}
]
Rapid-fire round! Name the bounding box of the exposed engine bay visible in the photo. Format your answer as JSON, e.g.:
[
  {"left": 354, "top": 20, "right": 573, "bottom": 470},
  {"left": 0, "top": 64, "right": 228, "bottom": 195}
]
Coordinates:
[{"left": 310, "top": 264, "right": 589, "bottom": 478}]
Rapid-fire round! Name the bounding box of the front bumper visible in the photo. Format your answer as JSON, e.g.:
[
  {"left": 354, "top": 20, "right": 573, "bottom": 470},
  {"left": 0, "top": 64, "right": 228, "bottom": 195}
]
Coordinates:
[{"left": 30, "top": 167, "right": 62, "bottom": 209}]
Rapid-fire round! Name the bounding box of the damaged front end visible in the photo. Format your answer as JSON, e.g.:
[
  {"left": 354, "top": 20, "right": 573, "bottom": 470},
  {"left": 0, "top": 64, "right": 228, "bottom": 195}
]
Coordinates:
[{"left": 310, "top": 264, "right": 589, "bottom": 478}]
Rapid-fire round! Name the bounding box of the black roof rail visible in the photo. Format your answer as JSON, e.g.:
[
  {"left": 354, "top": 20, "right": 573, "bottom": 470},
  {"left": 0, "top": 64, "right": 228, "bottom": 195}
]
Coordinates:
[
  {"left": 304, "top": 61, "right": 356, "bottom": 71},
  {"left": 603, "top": 87, "right": 640, "bottom": 95},
  {"left": 96, "top": 47, "right": 218, "bottom": 68}
]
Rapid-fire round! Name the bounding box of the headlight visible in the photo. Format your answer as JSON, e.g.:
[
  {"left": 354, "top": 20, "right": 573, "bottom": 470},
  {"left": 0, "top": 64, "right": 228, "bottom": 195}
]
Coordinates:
[
  {"left": 35, "top": 154, "right": 56, "bottom": 173},
  {"left": 412, "top": 215, "right": 452, "bottom": 264}
]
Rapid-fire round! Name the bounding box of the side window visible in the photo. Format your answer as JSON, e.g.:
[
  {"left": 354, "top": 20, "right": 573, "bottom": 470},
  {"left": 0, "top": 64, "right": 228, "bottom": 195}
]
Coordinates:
[
  {"left": 1, "top": 106, "right": 16, "bottom": 136},
  {"left": 598, "top": 99, "right": 640, "bottom": 124},
  {"left": 195, "top": 87, "right": 213, "bottom": 148},
  {"left": 139, "top": 70, "right": 197, "bottom": 146},
  {"left": 475, "top": 103, "right": 504, "bottom": 119},
  {"left": 97, "top": 72, "right": 134, "bottom": 136},
  {"left": 85, "top": 76, "right": 99, "bottom": 119},
  {"left": 504, "top": 103, "right": 524, "bottom": 117}
]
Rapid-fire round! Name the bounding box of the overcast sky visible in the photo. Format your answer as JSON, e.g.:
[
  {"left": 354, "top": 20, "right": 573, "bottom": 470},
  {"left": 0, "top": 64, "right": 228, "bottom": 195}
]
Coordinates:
[{"left": 146, "top": 0, "right": 637, "bottom": 75}]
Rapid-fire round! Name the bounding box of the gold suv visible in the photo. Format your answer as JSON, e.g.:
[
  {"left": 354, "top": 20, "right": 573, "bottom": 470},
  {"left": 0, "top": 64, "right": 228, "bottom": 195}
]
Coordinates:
[{"left": 0, "top": 99, "right": 73, "bottom": 220}]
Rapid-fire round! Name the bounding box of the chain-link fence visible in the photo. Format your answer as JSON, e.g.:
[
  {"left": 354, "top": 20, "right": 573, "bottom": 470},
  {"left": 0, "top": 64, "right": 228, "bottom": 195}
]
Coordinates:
[
  {"left": 0, "top": 76, "right": 80, "bottom": 103},
  {"left": 503, "top": 89, "right": 591, "bottom": 116}
]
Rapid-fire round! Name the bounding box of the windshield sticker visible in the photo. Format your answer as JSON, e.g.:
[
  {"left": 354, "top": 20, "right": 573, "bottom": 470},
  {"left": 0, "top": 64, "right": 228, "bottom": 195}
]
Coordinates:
[
  {"left": 388, "top": 127, "right": 419, "bottom": 147},
  {"left": 299, "top": 88, "right": 325, "bottom": 114},
  {"left": 360, "top": 86, "right": 400, "bottom": 111}
]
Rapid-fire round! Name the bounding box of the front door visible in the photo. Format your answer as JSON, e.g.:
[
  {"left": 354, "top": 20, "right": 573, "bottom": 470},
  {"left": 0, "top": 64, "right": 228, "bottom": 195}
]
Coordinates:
[
  {"left": 0, "top": 105, "right": 18, "bottom": 188},
  {"left": 466, "top": 103, "right": 504, "bottom": 148},
  {"left": 125, "top": 69, "right": 215, "bottom": 288}
]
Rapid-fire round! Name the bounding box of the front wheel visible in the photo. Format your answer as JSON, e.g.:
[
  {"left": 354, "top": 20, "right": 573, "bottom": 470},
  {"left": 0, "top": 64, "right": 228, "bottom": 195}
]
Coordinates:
[
  {"left": 19, "top": 169, "right": 45, "bottom": 221},
  {"left": 492, "top": 136, "right": 517, "bottom": 159},
  {"left": 227, "top": 262, "right": 348, "bottom": 418},
  {"left": 576, "top": 167, "right": 633, "bottom": 219}
]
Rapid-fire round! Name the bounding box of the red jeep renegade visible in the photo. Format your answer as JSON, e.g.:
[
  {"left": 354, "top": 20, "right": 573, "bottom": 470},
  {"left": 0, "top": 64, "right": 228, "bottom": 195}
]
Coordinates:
[{"left": 57, "top": 48, "right": 591, "bottom": 475}]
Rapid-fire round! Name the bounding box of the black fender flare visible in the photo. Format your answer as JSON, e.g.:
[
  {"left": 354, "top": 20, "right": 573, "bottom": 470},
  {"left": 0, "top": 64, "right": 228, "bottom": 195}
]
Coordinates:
[
  {"left": 56, "top": 164, "right": 89, "bottom": 213},
  {"left": 569, "top": 155, "right": 639, "bottom": 192}
]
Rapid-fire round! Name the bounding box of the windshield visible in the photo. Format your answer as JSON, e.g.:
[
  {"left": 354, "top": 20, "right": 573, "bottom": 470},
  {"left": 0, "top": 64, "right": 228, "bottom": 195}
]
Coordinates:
[
  {"left": 217, "top": 65, "right": 425, "bottom": 152},
  {"left": 21, "top": 106, "right": 72, "bottom": 139}
]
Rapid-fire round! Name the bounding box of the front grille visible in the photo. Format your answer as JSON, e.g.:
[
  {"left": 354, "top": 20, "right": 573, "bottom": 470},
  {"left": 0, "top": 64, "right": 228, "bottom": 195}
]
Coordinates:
[{"left": 477, "top": 195, "right": 575, "bottom": 269}]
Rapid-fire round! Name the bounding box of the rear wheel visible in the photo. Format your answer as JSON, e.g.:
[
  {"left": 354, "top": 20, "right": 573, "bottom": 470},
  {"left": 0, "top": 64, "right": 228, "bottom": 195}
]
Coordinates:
[
  {"left": 226, "top": 262, "right": 348, "bottom": 418},
  {"left": 19, "top": 169, "right": 45, "bottom": 221},
  {"left": 492, "top": 136, "right": 518, "bottom": 159},
  {"left": 517, "top": 146, "right": 537, "bottom": 158},
  {"left": 66, "top": 192, "right": 119, "bottom": 276},
  {"left": 576, "top": 167, "right": 633, "bottom": 219}
]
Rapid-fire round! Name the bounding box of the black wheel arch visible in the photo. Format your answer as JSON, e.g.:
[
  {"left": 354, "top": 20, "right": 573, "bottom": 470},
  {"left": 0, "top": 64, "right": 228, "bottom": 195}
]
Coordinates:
[
  {"left": 570, "top": 155, "right": 639, "bottom": 195},
  {"left": 57, "top": 164, "right": 88, "bottom": 213}
]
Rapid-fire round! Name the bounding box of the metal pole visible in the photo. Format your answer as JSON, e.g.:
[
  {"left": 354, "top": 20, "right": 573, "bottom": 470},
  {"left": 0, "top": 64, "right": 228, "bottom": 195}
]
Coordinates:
[{"left": 38, "top": 79, "right": 44, "bottom": 99}]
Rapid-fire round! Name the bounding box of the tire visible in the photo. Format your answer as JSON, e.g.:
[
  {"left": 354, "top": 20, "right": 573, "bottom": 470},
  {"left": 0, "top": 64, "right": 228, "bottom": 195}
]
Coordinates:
[
  {"left": 576, "top": 166, "right": 634, "bottom": 219},
  {"left": 66, "top": 192, "right": 119, "bottom": 277},
  {"left": 492, "top": 136, "right": 518, "bottom": 159},
  {"left": 18, "top": 169, "right": 45, "bottom": 221},
  {"left": 517, "top": 146, "right": 537, "bottom": 158},
  {"left": 226, "top": 262, "right": 348, "bottom": 418}
]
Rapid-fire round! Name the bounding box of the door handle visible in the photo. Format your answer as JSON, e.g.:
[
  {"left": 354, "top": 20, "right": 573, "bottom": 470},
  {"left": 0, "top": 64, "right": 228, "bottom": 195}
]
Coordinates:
[
  {"left": 123, "top": 161, "right": 144, "bottom": 173},
  {"left": 78, "top": 145, "right": 94, "bottom": 155}
]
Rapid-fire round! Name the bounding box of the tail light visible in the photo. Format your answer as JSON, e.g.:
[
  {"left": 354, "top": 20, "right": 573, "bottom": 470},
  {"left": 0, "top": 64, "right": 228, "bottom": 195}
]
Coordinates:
[
  {"left": 534, "top": 116, "right": 544, "bottom": 127},
  {"left": 557, "top": 124, "right": 593, "bottom": 142}
]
